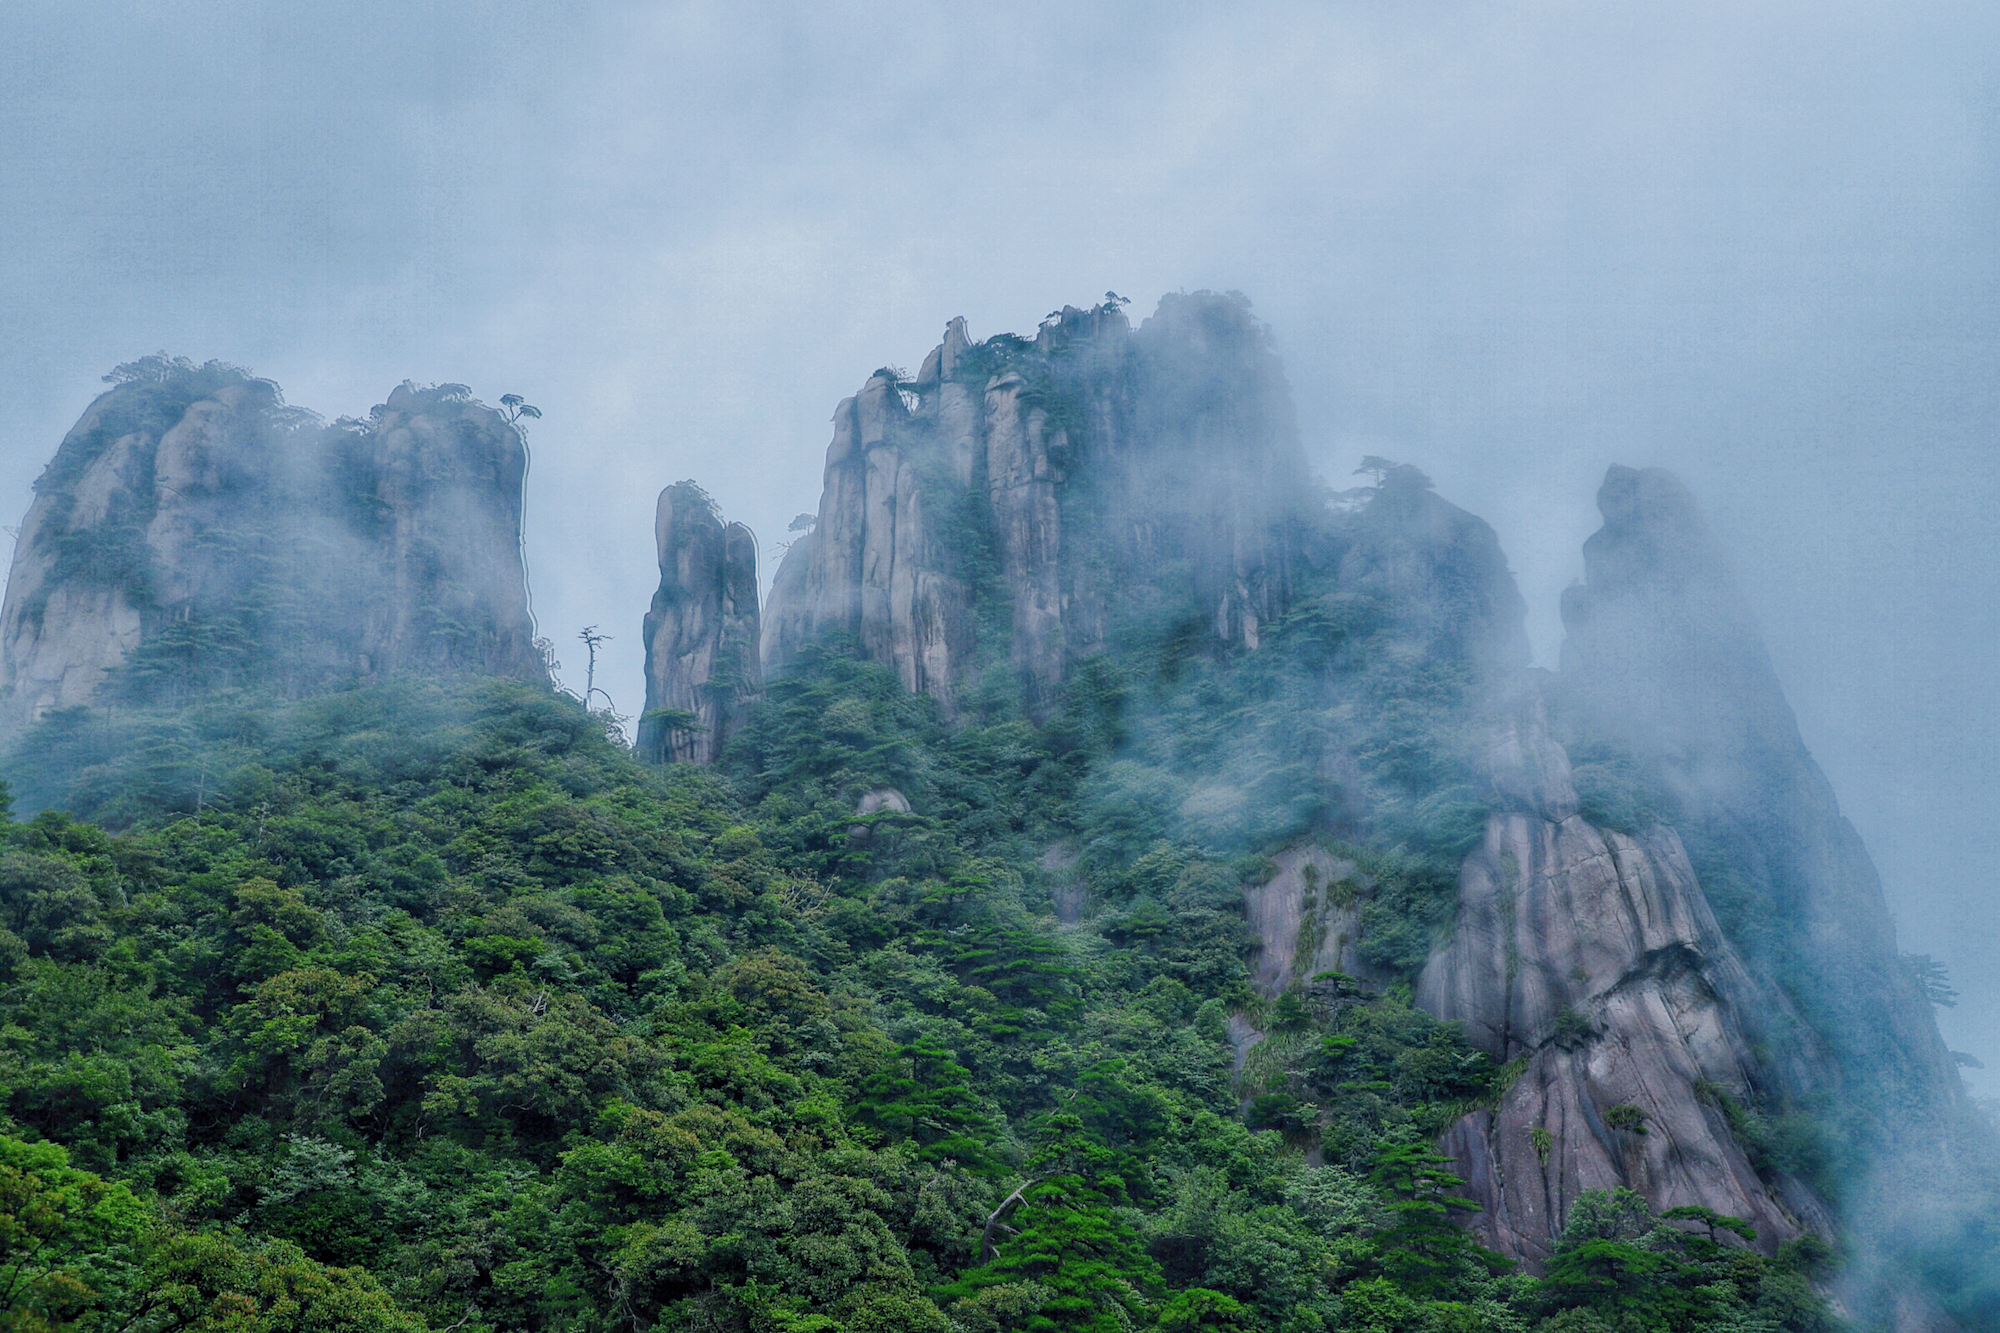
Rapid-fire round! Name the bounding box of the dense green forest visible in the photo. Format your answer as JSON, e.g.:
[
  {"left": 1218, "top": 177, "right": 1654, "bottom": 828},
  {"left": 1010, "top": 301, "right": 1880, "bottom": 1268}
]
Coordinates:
[
  {"left": 0, "top": 336, "right": 1895, "bottom": 1329},
  {"left": 0, "top": 624, "right": 1844, "bottom": 1330}
]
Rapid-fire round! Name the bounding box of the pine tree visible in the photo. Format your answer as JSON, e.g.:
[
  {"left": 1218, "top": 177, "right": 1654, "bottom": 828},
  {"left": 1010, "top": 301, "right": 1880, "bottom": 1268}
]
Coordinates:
[
  {"left": 853, "top": 1036, "right": 1003, "bottom": 1175},
  {"left": 1366, "top": 1140, "right": 1489, "bottom": 1295},
  {"left": 937, "top": 1113, "right": 1160, "bottom": 1331}
]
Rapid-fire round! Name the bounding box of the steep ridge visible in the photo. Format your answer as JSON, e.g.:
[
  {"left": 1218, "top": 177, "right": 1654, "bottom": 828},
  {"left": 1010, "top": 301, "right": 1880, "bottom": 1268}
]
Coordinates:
[
  {"left": 1557, "top": 466, "right": 1955, "bottom": 1111},
  {"left": 716, "top": 296, "right": 1981, "bottom": 1317},
  {"left": 762, "top": 293, "right": 1312, "bottom": 717},
  {"left": 638, "top": 481, "right": 761, "bottom": 764},
  {"left": 1223, "top": 465, "right": 1838, "bottom": 1266},
  {"left": 0, "top": 360, "right": 542, "bottom": 731},
  {"left": 1166, "top": 453, "right": 1989, "bottom": 1333},
  {"left": 361, "top": 382, "right": 543, "bottom": 681},
  {"left": 1557, "top": 466, "right": 1974, "bottom": 1326},
  {"left": 761, "top": 368, "right": 978, "bottom": 712}
]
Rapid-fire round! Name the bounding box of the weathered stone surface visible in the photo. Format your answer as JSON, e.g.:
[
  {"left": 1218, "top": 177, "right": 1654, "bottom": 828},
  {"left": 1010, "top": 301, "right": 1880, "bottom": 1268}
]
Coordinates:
[
  {"left": 0, "top": 372, "right": 543, "bottom": 732},
  {"left": 1225, "top": 468, "right": 1846, "bottom": 1270},
  {"left": 638, "top": 481, "right": 761, "bottom": 764},
  {"left": 1242, "top": 844, "right": 1392, "bottom": 998},
  {"left": 1417, "top": 706, "right": 1835, "bottom": 1263},
  {"left": 363, "top": 383, "right": 543, "bottom": 680},
  {"left": 0, "top": 430, "right": 147, "bottom": 722},
  {"left": 761, "top": 373, "right": 977, "bottom": 713},
  {"left": 1554, "top": 465, "right": 1970, "bottom": 1312},
  {"left": 142, "top": 385, "right": 275, "bottom": 610},
  {"left": 762, "top": 292, "right": 1313, "bottom": 716},
  {"left": 983, "top": 371, "right": 1065, "bottom": 709},
  {"left": 855, "top": 788, "right": 912, "bottom": 816},
  {"left": 848, "top": 787, "right": 914, "bottom": 846},
  {"left": 1230, "top": 674, "right": 1838, "bottom": 1267}
]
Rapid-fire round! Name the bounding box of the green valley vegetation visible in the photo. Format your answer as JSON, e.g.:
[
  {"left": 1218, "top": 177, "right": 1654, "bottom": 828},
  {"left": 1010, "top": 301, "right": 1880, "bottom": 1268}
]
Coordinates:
[{"left": 0, "top": 653, "right": 1845, "bottom": 1332}]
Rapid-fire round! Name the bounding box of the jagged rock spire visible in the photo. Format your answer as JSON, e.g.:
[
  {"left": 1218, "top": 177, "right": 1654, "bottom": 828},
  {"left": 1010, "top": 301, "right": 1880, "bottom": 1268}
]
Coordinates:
[
  {"left": 1559, "top": 465, "right": 1954, "bottom": 1105},
  {"left": 761, "top": 291, "right": 1312, "bottom": 717},
  {"left": 638, "top": 481, "right": 761, "bottom": 764}
]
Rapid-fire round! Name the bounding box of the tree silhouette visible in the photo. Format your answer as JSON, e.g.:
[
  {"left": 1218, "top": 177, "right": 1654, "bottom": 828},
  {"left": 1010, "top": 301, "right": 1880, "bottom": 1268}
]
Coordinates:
[
  {"left": 577, "top": 625, "right": 614, "bottom": 712},
  {"left": 498, "top": 394, "right": 542, "bottom": 430}
]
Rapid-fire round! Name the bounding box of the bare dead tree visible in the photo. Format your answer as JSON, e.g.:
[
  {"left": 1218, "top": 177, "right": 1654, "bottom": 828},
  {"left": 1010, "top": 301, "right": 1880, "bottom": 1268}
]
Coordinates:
[
  {"left": 980, "top": 1176, "right": 1047, "bottom": 1261},
  {"left": 577, "top": 625, "right": 614, "bottom": 711}
]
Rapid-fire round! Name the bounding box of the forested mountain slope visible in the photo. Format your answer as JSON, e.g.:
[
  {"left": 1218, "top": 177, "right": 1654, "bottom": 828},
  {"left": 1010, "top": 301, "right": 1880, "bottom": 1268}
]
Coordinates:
[{"left": 0, "top": 300, "right": 1992, "bottom": 1331}]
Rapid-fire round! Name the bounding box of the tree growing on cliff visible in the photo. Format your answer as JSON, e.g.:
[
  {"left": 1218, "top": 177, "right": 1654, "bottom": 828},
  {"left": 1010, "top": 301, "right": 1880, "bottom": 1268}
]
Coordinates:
[
  {"left": 1904, "top": 953, "right": 1958, "bottom": 1007},
  {"left": 498, "top": 393, "right": 541, "bottom": 429},
  {"left": 1365, "top": 1141, "right": 1490, "bottom": 1296}
]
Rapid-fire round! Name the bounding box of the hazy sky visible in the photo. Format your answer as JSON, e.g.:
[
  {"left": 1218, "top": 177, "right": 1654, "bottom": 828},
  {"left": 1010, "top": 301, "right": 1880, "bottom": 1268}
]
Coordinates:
[{"left": 3, "top": 1, "right": 1996, "bottom": 1084}]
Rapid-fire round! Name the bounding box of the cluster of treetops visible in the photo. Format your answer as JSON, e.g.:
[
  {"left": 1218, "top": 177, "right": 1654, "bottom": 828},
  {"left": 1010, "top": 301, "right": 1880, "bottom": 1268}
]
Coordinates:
[{"left": 0, "top": 630, "right": 1856, "bottom": 1332}]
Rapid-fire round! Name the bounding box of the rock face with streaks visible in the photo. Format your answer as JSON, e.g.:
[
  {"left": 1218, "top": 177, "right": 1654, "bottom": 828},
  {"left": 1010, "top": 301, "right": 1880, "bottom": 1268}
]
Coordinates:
[
  {"left": 1219, "top": 471, "right": 1843, "bottom": 1266},
  {"left": 1553, "top": 466, "right": 1970, "bottom": 1327},
  {"left": 1242, "top": 845, "right": 1375, "bottom": 998},
  {"left": 0, "top": 361, "right": 543, "bottom": 731},
  {"left": 1200, "top": 457, "right": 1972, "bottom": 1325},
  {"left": 760, "top": 367, "right": 978, "bottom": 712},
  {"left": 638, "top": 481, "right": 761, "bottom": 764},
  {"left": 738, "top": 294, "right": 1972, "bottom": 1312},
  {"left": 762, "top": 293, "right": 1313, "bottom": 717},
  {"left": 357, "top": 382, "right": 544, "bottom": 681},
  {"left": 1416, "top": 687, "right": 1835, "bottom": 1266}
]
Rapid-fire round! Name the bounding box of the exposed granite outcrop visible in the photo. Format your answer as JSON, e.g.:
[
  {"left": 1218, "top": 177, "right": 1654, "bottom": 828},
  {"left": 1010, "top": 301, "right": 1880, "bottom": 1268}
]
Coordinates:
[
  {"left": 0, "top": 391, "right": 169, "bottom": 723},
  {"left": 982, "top": 369, "right": 1065, "bottom": 701},
  {"left": 1228, "top": 473, "right": 1835, "bottom": 1267},
  {"left": 1209, "top": 460, "right": 1968, "bottom": 1319},
  {"left": 760, "top": 372, "right": 977, "bottom": 713},
  {"left": 1242, "top": 845, "right": 1398, "bottom": 998},
  {"left": 360, "top": 383, "right": 543, "bottom": 680},
  {"left": 1418, "top": 687, "right": 1833, "bottom": 1266},
  {"left": 756, "top": 313, "right": 1967, "bottom": 1314},
  {"left": 638, "top": 482, "right": 761, "bottom": 764},
  {"left": 0, "top": 368, "right": 543, "bottom": 731},
  {"left": 1557, "top": 466, "right": 1970, "bottom": 1327},
  {"left": 762, "top": 293, "right": 1312, "bottom": 716}
]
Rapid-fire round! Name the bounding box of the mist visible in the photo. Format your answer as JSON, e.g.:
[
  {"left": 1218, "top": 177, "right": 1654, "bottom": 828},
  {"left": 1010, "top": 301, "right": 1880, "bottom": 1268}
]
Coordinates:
[{"left": 2, "top": 2, "right": 1995, "bottom": 1087}]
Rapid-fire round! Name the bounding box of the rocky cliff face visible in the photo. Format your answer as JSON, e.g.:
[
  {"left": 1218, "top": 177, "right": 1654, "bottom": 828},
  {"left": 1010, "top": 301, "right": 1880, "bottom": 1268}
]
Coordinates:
[
  {"left": 359, "top": 383, "right": 544, "bottom": 681},
  {"left": 1417, "top": 688, "right": 1835, "bottom": 1267},
  {"left": 761, "top": 368, "right": 978, "bottom": 712},
  {"left": 1241, "top": 844, "right": 1389, "bottom": 997},
  {"left": 1232, "top": 459, "right": 1969, "bottom": 1321},
  {"left": 762, "top": 294, "right": 1312, "bottom": 716},
  {"left": 1556, "top": 466, "right": 1971, "bottom": 1328},
  {"left": 1556, "top": 467, "right": 1956, "bottom": 1114},
  {"left": 0, "top": 362, "right": 543, "bottom": 731},
  {"left": 1218, "top": 473, "right": 1838, "bottom": 1265},
  {"left": 638, "top": 482, "right": 761, "bottom": 764},
  {"left": 734, "top": 296, "right": 1972, "bottom": 1313}
]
